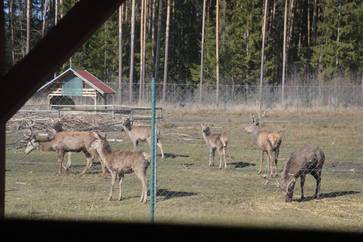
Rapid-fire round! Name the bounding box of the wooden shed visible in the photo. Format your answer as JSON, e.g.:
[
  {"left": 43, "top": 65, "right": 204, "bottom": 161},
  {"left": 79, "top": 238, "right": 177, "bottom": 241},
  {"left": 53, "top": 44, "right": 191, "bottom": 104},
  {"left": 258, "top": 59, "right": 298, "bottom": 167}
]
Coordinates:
[{"left": 39, "top": 67, "right": 115, "bottom": 108}]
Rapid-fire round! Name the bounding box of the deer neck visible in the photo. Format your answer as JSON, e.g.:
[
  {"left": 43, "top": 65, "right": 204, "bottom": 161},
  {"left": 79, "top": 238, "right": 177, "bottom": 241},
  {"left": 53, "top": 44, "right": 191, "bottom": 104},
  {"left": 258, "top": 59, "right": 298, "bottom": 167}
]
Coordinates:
[
  {"left": 252, "top": 126, "right": 261, "bottom": 138},
  {"left": 96, "top": 145, "right": 113, "bottom": 165},
  {"left": 202, "top": 131, "right": 211, "bottom": 142},
  {"left": 39, "top": 140, "right": 54, "bottom": 152}
]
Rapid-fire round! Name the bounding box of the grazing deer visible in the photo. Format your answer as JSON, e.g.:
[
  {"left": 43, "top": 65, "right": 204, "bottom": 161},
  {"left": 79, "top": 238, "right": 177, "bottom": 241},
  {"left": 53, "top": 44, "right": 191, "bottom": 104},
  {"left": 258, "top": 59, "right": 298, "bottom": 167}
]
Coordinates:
[
  {"left": 24, "top": 122, "right": 105, "bottom": 175},
  {"left": 201, "top": 124, "right": 228, "bottom": 169},
  {"left": 90, "top": 133, "right": 150, "bottom": 203},
  {"left": 120, "top": 115, "right": 165, "bottom": 159},
  {"left": 244, "top": 116, "right": 282, "bottom": 177},
  {"left": 275, "top": 144, "right": 325, "bottom": 202}
]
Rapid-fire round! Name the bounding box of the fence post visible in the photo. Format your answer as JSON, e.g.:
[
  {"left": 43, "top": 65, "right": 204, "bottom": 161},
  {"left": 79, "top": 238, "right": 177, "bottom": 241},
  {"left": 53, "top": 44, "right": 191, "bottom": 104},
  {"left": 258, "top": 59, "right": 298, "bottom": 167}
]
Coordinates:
[{"left": 149, "top": 77, "right": 157, "bottom": 223}]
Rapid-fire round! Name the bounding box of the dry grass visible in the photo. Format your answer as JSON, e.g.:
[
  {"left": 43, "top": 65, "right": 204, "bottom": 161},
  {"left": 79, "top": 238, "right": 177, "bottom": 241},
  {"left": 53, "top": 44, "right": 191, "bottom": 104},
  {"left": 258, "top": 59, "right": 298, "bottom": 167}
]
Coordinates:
[{"left": 5, "top": 109, "right": 363, "bottom": 232}]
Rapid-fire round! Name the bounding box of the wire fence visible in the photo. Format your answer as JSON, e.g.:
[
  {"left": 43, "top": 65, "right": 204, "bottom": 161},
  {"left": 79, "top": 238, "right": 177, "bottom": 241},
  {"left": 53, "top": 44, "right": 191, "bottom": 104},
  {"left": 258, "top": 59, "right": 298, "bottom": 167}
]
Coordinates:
[
  {"left": 5, "top": 82, "right": 363, "bottom": 230},
  {"left": 24, "top": 82, "right": 363, "bottom": 110}
]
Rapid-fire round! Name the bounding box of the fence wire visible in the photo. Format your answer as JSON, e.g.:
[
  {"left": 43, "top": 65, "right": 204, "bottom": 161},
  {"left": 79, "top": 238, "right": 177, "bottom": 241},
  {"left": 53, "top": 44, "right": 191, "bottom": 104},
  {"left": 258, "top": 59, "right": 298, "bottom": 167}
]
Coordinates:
[
  {"left": 4, "top": 86, "right": 363, "bottom": 231},
  {"left": 25, "top": 82, "right": 363, "bottom": 110}
]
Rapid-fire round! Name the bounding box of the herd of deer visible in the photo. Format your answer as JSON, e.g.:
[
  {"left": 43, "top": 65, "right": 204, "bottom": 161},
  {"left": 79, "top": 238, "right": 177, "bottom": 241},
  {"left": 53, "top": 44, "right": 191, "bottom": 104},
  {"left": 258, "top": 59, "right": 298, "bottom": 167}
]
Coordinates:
[{"left": 23, "top": 114, "right": 325, "bottom": 203}]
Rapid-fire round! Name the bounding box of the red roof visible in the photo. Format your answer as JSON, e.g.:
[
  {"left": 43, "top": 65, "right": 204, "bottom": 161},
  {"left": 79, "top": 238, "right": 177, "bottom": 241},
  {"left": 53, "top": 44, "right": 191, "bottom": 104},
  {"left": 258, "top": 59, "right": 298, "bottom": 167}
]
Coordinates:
[{"left": 74, "top": 69, "right": 115, "bottom": 94}]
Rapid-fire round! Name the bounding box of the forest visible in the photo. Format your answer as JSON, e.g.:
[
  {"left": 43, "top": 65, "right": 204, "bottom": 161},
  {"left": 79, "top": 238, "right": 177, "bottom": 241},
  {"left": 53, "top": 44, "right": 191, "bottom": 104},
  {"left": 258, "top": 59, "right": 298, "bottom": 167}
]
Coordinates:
[{"left": 3, "top": 0, "right": 363, "bottom": 94}]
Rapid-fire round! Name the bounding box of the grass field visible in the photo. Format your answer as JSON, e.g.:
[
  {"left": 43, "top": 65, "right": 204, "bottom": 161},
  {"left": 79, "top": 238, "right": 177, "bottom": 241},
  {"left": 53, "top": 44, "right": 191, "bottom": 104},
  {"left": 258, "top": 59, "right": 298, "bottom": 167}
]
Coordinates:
[{"left": 5, "top": 109, "right": 363, "bottom": 232}]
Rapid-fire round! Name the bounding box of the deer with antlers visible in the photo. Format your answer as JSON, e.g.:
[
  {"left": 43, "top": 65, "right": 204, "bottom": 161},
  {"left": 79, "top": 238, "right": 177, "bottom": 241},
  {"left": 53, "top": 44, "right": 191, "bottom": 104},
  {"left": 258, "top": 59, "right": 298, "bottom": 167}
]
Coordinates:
[
  {"left": 201, "top": 124, "right": 229, "bottom": 169},
  {"left": 244, "top": 116, "right": 282, "bottom": 177},
  {"left": 120, "top": 114, "right": 165, "bottom": 159},
  {"left": 24, "top": 120, "right": 105, "bottom": 175}
]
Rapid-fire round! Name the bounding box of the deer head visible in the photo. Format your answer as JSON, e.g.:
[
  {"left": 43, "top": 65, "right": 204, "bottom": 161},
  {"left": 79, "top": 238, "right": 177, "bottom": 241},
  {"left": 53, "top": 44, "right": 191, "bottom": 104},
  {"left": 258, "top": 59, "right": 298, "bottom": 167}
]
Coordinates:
[
  {"left": 200, "top": 123, "right": 211, "bottom": 135},
  {"left": 244, "top": 115, "right": 260, "bottom": 133},
  {"left": 24, "top": 121, "right": 56, "bottom": 154}
]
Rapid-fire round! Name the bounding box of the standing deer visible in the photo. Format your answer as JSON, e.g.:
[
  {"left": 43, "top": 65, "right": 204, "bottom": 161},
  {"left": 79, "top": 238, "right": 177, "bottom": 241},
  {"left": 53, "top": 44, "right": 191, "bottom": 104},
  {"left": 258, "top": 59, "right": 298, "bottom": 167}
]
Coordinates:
[
  {"left": 201, "top": 124, "right": 228, "bottom": 169},
  {"left": 120, "top": 114, "right": 165, "bottom": 159},
  {"left": 276, "top": 144, "right": 325, "bottom": 202},
  {"left": 24, "top": 123, "right": 105, "bottom": 175},
  {"left": 90, "top": 133, "right": 150, "bottom": 203},
  {"left": 244, "top": 116, "right": 281, "bottom": 177}
]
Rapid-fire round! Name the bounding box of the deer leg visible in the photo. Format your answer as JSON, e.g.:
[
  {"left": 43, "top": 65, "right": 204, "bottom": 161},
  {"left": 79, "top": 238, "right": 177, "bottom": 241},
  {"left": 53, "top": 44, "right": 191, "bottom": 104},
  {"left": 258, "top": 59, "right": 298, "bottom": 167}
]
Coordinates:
[
  {"left": 108, "top": 172, "right": 117, "bottom": 201},
  {"left": 300, "top": 175, "right": 306, "bottom": 201},
  {"left": 208, "top": 149, "right": 212, "bottom": 166},
  {"left": 135, "top": 168, "right": 147, "bottom": 203},
  {"left": 275, "top": 148, "right": 279, "bottom": 167},
  {"left": 267, "top": 151, "right": 275, "bottom": 177},
  {"left": 57, "top": 151, "right": 65, "bottom": 175},
  {"left": 218, "top": 149, "right": 223, "bottom": 169},
  {"left": 64, "top": 152, "right": 72, "bottom": 170},
  {"left": 223, "top": 147, "right": 227, "bottom": 169},
  {"left": 118, "top": 174, "right": 124, "bottom": 201},
  {"left": 312, "top": 171, "right": 322, "bottom": 199},
  {"left": 212, "top": 148, "right": 216, "bottom": 167},
  {"left": 157, "top": 141, "right": 165, "bottom": 159},
  {"left": 258, "top": 151, "right": 264, "bottom": 175},
  {"left": 80, "top": 152, "right": 93, "bottom": 176}
]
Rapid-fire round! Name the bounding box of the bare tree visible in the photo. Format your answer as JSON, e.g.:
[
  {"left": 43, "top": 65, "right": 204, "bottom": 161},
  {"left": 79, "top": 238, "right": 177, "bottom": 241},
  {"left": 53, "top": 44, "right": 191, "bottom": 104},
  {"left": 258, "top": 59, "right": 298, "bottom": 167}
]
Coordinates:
[
  {"left": 141, "top": 0, "right": 147, "bottom": 100},
  {"left": 281, "top": 0, "right": 288, "bottom": 105},
  {"left": 139, "top": 0, "right": 145, "bottom": 104},
  {"left": 118, "top": 5, "right": 124, "bottom": 104},
  {"left": 9, "top": 0, "right": 15, "bottom": 64},
  {"left": 26, "top": 0, "right": 31, "bottom": 54},
  {"left": 129, "top": 0, "right": 136, "bottom": 103},
  {"left": 259, "top": 0, "right": 268, "bottom": 118},
  {"left": 162, "top": 0, "right": 171, "bottom": 103},
  {"left": 215, "top": 0, "right": 220, "bottom": 105},
  {"left": 42, "top": 0, "right": 48, "bottom": 37},
  {"left": 199, "top": 0, "right": 207, "bottom": 103}
]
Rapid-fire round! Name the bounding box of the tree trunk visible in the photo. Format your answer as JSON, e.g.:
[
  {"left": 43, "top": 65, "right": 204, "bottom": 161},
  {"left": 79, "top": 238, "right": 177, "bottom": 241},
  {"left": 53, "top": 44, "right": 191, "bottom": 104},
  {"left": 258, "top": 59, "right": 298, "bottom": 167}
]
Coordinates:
[
  {"left": 55, "top": 0, "right": 58, "bottom": 25},
  {"left": 9, "top": 0, "right": 15, "bottom": 64},
  {"left": 129, "top": 0, "right": 135, "bottom": 104},
  {"left": 215, "top": 0, "right": 220, "bottom": 105},
  {"left": 139, "top": 0, "right": 145, "bottom": 104},
  {"left": 26, "top": 0, "right": 31, "bottom": 54},
  {"left": 154, "top": 0, "right": 163, "bottom": 82},
  {"left": 118, "top": 5, "right": 123, "bottom": 104},
  {"left": 42, "top": 0, "right": 48, "bottom": 37},
  {"left": 162, "top": 0, "right": 171, "bottom": 103},
  {"left": 281, "top": 0, "right": 288, "bottom": 105},
  {"left": 259, "top": 0, "right": 268, "bottom": 118},
  {"left": 141, "top": 0, "right": 147, "bottom": 100},
  {"left": 151, "top": 0, "right": 156, "bottom": 61},
  {"left": 199, "top": 0, "right": 207, "bottom": 103}
]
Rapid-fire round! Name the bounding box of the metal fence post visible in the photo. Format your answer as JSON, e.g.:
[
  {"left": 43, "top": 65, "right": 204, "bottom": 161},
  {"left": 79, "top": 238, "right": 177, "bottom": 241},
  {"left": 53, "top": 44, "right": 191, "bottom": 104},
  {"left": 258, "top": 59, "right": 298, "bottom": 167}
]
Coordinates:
[{"left": 149, "top": 77, "right": 157, "bottom": 223}]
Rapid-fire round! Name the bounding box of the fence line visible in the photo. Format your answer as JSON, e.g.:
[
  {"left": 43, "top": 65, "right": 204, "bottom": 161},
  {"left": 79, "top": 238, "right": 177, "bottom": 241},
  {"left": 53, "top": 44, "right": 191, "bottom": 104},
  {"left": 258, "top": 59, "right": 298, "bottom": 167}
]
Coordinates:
[{"left": 24, "top": 83, "right": 363, "bottom": 110}]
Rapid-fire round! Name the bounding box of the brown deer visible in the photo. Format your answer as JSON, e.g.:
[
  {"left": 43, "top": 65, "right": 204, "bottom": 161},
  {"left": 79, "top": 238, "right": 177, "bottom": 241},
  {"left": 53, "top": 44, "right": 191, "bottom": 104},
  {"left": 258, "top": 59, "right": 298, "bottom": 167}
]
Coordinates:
[
  {"left": 120, "top": 115, "right": 165, "bottom": 159},
  {"left": 244, "top": 116, "right": 282, "bottom": 177},
  {"left": 24, "top": 123, "right": 105, "bottom": 175},
  {"left": 276, "top": 144, "right": 325, "bottom": 202},
  {"left": 201, "top": 124, "right": 228, "bottom": 169},
  {"left": 90, "top": 133, "right": 150, "bottom": 203}
]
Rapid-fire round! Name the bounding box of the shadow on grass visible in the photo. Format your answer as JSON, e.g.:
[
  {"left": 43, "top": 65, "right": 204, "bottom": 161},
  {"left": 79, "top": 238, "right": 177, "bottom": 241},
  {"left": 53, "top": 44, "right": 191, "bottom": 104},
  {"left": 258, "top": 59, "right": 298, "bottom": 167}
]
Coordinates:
[
  {"left": 295, "top": 190, "right": 360, "bottom": 202},
  {"left": 155, "top": 188, "right": 197, "bottom": 201},
  {"left": 159, "top": 153, "right": 190, "bottom": 159},
  {"left": 229, "top": 161, "right": 256, "bottom": 169}
]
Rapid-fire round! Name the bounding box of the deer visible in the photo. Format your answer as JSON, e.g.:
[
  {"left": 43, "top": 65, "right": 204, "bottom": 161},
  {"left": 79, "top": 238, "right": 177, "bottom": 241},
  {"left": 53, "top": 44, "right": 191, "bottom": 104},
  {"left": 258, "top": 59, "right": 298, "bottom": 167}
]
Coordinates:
[
  {"left": 201, "top": 123, "right": 228, "bottom": 169},
  {"left": 120, "top": 114, "right": 165, "bottom": 159},
  {"left": 244, "top": 116, "right": 282, "bottom": 177},
  {"left": 24, "top": 121, "right": 105, "bottom": 175},
  {"left": 268, "top": 144, "right": 325, "bottom": 202},
  {"left": 90, "top": 133, "right": 150, "bottom": 203}
]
